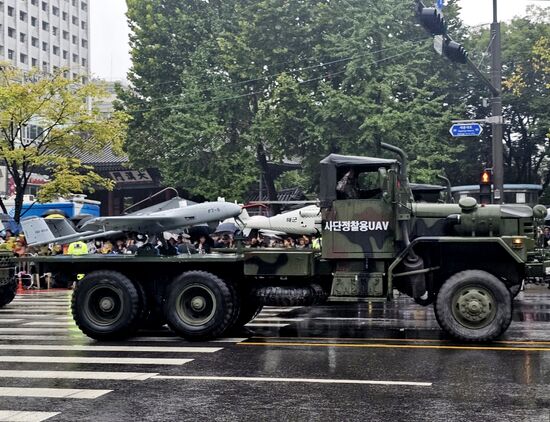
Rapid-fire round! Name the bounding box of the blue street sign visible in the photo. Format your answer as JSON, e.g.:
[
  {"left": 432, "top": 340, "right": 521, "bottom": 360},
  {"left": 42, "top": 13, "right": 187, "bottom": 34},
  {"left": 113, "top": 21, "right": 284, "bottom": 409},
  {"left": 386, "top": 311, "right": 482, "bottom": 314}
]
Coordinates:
[
  {"left": 449, "top": 123, "right": 483, "bottom": 137},
  {"left": 436, "top": 0, "right": 444, "bottom": 11}
]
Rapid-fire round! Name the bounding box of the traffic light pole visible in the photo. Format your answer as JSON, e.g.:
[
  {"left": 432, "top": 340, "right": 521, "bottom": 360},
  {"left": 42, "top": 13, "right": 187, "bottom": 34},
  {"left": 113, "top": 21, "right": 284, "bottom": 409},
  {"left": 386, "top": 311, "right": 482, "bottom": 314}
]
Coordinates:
[{"left": 490, "top": 0, "right": 504, "bottom": 204}]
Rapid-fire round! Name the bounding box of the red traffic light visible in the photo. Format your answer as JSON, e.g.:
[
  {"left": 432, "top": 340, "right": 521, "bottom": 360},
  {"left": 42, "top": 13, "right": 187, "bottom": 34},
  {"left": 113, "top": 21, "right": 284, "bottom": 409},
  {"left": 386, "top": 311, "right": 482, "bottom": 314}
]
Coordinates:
[{"left": 480, "top": 170, "right": 492, "bottom": 185}]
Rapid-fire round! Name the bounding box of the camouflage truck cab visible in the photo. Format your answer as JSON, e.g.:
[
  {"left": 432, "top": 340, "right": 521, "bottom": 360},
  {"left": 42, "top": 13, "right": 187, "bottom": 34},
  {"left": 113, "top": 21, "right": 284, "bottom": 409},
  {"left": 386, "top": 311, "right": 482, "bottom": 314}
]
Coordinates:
[{"left": 317, "top": 147, "right": 549, "bottom": 341}]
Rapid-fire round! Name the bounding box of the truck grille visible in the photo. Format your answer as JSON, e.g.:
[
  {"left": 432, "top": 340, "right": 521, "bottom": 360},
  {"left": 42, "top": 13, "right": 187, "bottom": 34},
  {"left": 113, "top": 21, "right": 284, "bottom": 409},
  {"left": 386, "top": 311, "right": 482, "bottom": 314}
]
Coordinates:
[{"left": 523, "top": 221, "right": 534, "bottom": 236}]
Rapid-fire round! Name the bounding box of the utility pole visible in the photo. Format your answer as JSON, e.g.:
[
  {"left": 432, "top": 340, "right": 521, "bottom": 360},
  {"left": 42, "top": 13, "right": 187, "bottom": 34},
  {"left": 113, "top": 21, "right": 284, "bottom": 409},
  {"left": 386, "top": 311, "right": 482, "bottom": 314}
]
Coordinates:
[{"left": 490, "top": 0, "right": 504, "bottom": 204}]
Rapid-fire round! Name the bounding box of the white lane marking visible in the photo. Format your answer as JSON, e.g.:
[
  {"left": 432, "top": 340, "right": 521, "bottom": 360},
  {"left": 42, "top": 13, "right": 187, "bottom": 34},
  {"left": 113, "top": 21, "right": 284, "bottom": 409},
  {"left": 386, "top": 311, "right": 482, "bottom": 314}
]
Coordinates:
[
  {"left": 4, "top": 302, "right": 69, "bottom": 306},
  {"left": 245, "top": 323, "right": 290, "bottom": 327},
  {"left": 11, "top": 300, "right": 69, "bottom": 303},
  {"left": 0, "top": 345, "right": 222, "bottom": 353},
  {"left": 0, "top": 308, "right": 69, "bottom": 312},
  {"left": 262, "top": 307, "right": 302, "bottom": 312},
  {"left": 252, "top": 317, "right": 305, "bottom": 322},
  {"left": 0, "top": 319, "right": 23, "bottom": 324},
  {"left": 0, "top": 387, "right": 112, "bottom": 399},
  {"left": 125, "top": 336, "right": 248, "bottom": 343},
  {"left": 0, "top": 328, "right": 76, "bottom": 333},
  {"left": 0, "top": 370, "right": 158, "bottom": 381},
  {"left": 152, "top": 375, "right": 432, "bottom": 387},
  {"left": 0, "top": 356, "right": 193, "bottom": 365},
  {"left": 0, "top": 315, "right": 68, "bottom": 319},
  {"left": 0, "top": 310, "right": 68, "bottom": 314},
  {"left": 0, "top": 410, "right": 60, "bottom": 421},
  {"left": 22, "top": 322, "right": 74, "bottom": 327},
  {"left": 0, "top": 335, "right": 79, "bottom": 341}
]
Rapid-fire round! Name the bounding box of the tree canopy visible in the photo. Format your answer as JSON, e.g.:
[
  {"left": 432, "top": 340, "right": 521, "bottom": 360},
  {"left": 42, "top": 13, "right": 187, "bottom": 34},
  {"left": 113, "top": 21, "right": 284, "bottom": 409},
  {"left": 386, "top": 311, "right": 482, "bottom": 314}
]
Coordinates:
[
  {"left": 121, "top": 0, "right": 550, "bottom": 203},
  {"left": 0, "top": 66, "right": 129, "bottom": 222}
]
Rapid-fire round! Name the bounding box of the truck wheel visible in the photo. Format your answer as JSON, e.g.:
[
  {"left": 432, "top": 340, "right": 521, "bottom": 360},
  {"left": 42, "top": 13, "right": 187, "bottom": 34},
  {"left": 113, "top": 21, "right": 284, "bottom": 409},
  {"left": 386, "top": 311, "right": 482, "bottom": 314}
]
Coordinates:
[
  {"left": 72, "top": 270, "right": 141, "bottom": 340},
  {"left": 434, "top": 270, "right": 512, "bottom": 342},
  {"left": 164, "top": 271, "right": 235, "bottom": 341},
  {"left": 0, "top": 279, "right": 16, "bottom": 308}
]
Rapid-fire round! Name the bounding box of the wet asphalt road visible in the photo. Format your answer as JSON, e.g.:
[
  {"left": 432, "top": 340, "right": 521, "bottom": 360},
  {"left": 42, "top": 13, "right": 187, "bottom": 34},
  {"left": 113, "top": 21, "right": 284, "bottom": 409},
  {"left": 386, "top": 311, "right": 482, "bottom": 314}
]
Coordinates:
[{"left": 0, "top": 286, "right": 549, "bottom": 422}]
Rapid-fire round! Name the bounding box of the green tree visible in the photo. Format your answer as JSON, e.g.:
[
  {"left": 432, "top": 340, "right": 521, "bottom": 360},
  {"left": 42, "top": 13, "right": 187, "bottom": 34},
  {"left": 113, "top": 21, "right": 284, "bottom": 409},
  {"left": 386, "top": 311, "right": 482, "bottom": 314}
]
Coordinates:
[
  {"left": 121, "top": 0, "right": 470, "bottom": 203},
  {"left": 458, "top": 6, "right": 550, "bottom": 189},
  {"left": 0, "top": 65, "right": 129, "bottom": 222}
]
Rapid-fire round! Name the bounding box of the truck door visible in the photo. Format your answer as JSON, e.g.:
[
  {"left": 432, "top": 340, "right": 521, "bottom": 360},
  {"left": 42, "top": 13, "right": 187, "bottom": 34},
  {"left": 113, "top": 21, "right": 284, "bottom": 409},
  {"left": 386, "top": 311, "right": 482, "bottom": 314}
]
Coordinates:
[{"left": 322, "top": 168, "right": 396, "bottom": 259}]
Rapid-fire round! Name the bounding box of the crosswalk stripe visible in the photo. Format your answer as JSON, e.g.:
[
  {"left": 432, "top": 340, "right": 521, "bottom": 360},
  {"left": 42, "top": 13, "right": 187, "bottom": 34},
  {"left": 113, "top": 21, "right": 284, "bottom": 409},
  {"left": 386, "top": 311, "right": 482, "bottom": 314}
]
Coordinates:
[
  {"left": 0, "top": 310, "right": 69, "bottom": 314},
  {"left": 252, "top": 317, "right": 305, "bottom": 322},
  {"left": 22, "top": 322, "right": 74, "bottom": 326},
  {"left": 0, "top": 315, "right": 67, "bottom": 319},
  {"left": 0, "top": 410, "right": 60, "bottom": 421},
  {"left": 245, "top": 323, "right": 290, "bottom": 327},
  {"left": 0, "top": 308, "right": 69, "bottom": 312},
  {"left": 0, "top": 314, "right": 73, "bottom": 321},
  {"left": 0, "top": 387, "right": 112, "bottom": 399},
  {"left": 0, "top": 319, "right": 23, "bottom": 324},
  {"left": 0, "top": 328, "right": 77, "bottom": 333},
  {"left": 0, "top": 370, "right": 158, "bottom": 380},
  {"left": 262, "top": 307, "right": 302, "bottom": 312},
  {"left": 126, "top": 336, "right": 247, "bottom": 343},
  {"left": 0, "top": 356, "right": 193, "bottom": 365},
  {"left": 9, "top": 305, "right": 69, "bottom": 309},
  {"left": 12, "top": 300, "right": 69, "bottom": 303},
  {"left": 0, "top": 344, "right": 222, "bottom": 353},
  {"left": 0, "top": 335, "right": 84, "bottom": 341}
]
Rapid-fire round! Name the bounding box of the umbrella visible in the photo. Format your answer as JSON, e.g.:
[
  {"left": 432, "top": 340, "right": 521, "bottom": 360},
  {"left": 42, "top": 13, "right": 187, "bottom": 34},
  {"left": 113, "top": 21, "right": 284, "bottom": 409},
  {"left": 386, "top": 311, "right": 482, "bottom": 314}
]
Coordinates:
[{"left": 215, "top": 222, "right": 240, "bottom": 234}]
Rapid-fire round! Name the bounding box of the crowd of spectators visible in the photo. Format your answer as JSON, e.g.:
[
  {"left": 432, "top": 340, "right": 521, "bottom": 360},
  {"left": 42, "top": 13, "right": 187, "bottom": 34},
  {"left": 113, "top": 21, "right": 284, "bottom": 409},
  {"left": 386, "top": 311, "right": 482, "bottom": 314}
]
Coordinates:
[{"left": 0, "top": 229, "right": 322, "bottom": 257}]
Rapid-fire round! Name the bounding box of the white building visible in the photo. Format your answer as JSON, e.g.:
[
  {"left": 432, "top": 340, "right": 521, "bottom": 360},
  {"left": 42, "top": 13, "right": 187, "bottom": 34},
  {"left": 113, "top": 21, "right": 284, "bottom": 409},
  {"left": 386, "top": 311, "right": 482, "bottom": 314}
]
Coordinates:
[
  {"left": 0, "top": 0, "right": 89, "bottom": 78},
  {"left": 0, "top": 0, "right": 90, "bottom": 196}
]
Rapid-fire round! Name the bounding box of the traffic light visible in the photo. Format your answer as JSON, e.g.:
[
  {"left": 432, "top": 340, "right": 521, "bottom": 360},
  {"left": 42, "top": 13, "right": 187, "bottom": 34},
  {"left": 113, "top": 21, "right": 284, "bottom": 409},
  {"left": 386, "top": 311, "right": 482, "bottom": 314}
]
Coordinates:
[
  {"left": 416, "top": 6, "right": 446, "bottom": 35},
  {"left": 415, "top": 1, "right": 468, "bottom": 65},
  {"left": 444, "top": 40, "right": 468, "bottom": 64},
  {"left": 479, "top": 168, "right": 493, "bottom": 205}
]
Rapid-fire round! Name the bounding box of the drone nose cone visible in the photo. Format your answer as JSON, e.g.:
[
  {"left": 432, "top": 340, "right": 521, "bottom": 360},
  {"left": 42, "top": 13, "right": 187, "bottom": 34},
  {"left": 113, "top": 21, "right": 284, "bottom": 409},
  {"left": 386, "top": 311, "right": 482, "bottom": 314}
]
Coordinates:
[{"left": 226, "top": 203, "right": 242, "bottom": 216}]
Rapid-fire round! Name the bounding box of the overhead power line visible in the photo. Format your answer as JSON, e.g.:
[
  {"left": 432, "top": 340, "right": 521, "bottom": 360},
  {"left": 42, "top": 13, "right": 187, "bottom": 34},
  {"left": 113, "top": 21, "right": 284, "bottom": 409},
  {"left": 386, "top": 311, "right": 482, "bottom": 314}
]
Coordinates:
[
  {"left": 123, "top": 44, "right": 425, "bottom": 115},
  {"left": 122, "top": 39, "right": 428, "bottom": 110}
]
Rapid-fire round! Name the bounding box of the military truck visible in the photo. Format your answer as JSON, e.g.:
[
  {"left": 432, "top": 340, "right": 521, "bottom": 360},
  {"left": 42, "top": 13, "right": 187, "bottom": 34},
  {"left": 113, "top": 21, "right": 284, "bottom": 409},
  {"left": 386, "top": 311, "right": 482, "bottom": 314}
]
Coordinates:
[{"left": 16, "top": 144, "right": 550, "bottom": 342}]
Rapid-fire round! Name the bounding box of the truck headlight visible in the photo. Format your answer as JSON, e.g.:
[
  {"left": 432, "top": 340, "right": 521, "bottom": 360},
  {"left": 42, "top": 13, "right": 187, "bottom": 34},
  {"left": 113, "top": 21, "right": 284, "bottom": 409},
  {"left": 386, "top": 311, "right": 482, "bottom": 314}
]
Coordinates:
[{"left": 512, "top": 238, "right": 524, "bottom": 249}]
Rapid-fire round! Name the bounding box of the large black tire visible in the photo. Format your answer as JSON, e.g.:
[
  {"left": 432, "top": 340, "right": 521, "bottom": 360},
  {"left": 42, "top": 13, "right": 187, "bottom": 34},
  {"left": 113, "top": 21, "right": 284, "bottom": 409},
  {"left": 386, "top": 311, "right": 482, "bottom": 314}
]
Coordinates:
[
  {"left": 72, "top": 270, "right": 141, "bottom": 340},
  {"left": 0, "top": 279, "right": 16, "bottom": 308},
  {"left": 164, "top": 271, "right": 235, "bottom": 341},
  {"left": 434, "top": 270, "right": 512, "bottom": 342}
]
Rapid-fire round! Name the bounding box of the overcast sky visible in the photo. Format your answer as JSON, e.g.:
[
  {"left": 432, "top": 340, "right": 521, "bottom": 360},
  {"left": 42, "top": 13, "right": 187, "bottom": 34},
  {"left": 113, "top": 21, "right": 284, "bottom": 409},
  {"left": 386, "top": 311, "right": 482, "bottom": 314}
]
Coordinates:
[{"left": 90, "top": 0, "right": 548, "bottom": 82}]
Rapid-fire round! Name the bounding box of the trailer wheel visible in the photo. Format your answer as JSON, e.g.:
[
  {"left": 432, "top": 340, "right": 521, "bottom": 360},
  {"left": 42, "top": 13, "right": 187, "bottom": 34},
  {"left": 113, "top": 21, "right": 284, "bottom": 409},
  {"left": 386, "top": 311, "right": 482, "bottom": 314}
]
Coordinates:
[
  {"left": 72, "top": 270, "right": 141, "bottom": 340},
  {"left": 0, "top": 279, "right": 16, "bottom": 308},
  {"left": 164, "top": 271, "right": 235, "bottom": 341},
  {"left": 434, "top": 270, "right": 512, "bottom": 342}
]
